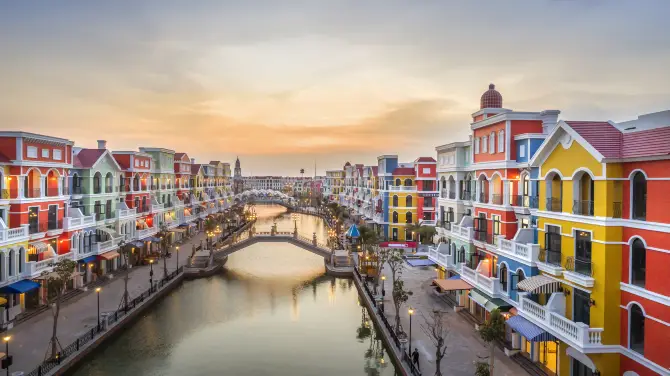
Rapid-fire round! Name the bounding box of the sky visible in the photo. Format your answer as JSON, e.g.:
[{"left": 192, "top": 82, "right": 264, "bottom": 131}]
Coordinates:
[{"left": 1, "top": 1, "right": 669, "bottom": 176}]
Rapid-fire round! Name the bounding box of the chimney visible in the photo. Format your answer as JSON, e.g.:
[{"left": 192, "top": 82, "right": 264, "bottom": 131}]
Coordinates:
[
  {"left": 97, "top": 140, "right": 107, "bottom": 149},
  {"left": 191, "top": 158, "right": 196, "bottom": 164},
  {"left": 540, "top": 110, "right": 561, "bottom": 135}
]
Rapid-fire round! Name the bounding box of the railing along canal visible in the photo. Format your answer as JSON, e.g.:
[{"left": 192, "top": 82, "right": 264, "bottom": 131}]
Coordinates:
[
  {"left": 354, "top": 267, "right": 421, "bottom": 376},
  {"left": 26, "top": 267, "right": 184, "bottom": 376}
]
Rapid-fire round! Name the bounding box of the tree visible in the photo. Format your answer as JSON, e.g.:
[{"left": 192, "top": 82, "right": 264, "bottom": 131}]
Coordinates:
[
  {"left": 372, "top": 246, "right": 390, "bottom": 294},
  {"left": 407, "top": 222, "right": 438, "bottom": 245},
  {"left": 478, "top": 309, "right": 506, "bottom": 376},
  {"left": 359, "top": 225, "right": 379, "bottom": 252},
  {"left": 391, "top": 279, "right": 412, "bottom": 333},
  {"left": 117, "top": 240, "right": 132, "bottom": 311},
  {"left": 421, "top": 310, "right": 450, "bottom": 376},
  {"left": 386, "top": 249, "right": 404, "bottom": 289},
  {"left": 43, "top": 258, "right": 77, "bottom": 359},
  {"left": 158, "top": 223, "right": 170, "bottom": 277}
]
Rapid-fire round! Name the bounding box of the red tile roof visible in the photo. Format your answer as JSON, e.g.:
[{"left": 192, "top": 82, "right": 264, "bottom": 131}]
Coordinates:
[
  {"left": 371, "top": 166, "right": 378, "bottom": 176},
  {"left": 566, "top": 121, "right": 670, "bottom": 159},
  {"left": 0, "top": 152, "right": 9, "bottom": 163},
  {"left": 191, "top": 164, "right": 202, "bottom": 174},
  {"left": 622, "top": 127, "right": 670, "bottom": 158},
  {"left": 416, "top": 157, "right": 436, "bottom": 163},
  {"left": 392, "top": 167, "right": 415, "bottom": 176},
  {"left": 74, "top": 149, "right": 106, "bottom": 168}
]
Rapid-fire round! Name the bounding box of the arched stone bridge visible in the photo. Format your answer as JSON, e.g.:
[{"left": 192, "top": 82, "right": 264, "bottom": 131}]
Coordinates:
[
  {"left": 212, "top": 228, "right": 332, "bottom": 259},
  {"left": 233, "top": 189, "right": 296, "bottom": 208}
]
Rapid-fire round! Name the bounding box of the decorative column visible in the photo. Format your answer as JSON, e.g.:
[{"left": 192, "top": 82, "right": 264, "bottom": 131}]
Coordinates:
[
  {"left": 39, "top": 176, "right": 46, "bottom": 198},
  {"left": 502, "top": 180, "right": 510, "bottom": 206}
]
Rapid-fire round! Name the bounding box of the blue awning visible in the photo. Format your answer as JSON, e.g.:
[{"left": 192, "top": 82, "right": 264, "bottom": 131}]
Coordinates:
[
  {"left": 178, "top": 223, "right": 189, "bottom": 228},
  {"left": 405, "top": 258, "right": 435, "bottom": 267},
  {"left": 345, "top": 224, "right": 360, "bottom": 238},
  {"left": 130, "top": 241, "right": 144, "bottom": 248},
  {"left": 0, "top": 280, "right": 41, "bottom": 294},
  {"left": 448, "top": 275, "right": 461, "bottom": 280},
  {"left": 143, "top": 236, "right": 161, "bottom": 242},
  {"left": 79, "top": 256, "right": 97, "bottom": 264},
  {"left": 507, "top": 315, "right": 557, "bottom": 342}
]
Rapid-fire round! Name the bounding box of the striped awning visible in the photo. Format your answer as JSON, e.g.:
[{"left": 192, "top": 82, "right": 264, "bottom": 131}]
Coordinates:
[
  {"left": 507, "top": 315, "right": 557, "bottom": 342},
  {"left": 516, "top": 275, "right": 562, "bottom": 294}
]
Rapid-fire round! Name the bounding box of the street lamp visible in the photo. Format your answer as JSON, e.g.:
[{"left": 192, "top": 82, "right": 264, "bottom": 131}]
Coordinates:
[
  {"left": 408, "top": 307, "right": 415, "bottom": 354},
  {"left": 2, "top": 336, "right": 11, "bottom": 376},
  {"left": 149, "top": 259, "right": 154, "bottom": 293},
  {"left": 381, "top": 275, "right": 386, "bottom": 297},
  {"left": 175, "top": 246, "right": 180, "bottom": 269},
  {"left": 95, "top": 287, "right": 101, "bottom": 331}
]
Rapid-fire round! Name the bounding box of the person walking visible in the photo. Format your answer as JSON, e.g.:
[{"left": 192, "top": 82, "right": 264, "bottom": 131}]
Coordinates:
[{"left": 412, "top": 348, "right": 420, "bottom": 372}]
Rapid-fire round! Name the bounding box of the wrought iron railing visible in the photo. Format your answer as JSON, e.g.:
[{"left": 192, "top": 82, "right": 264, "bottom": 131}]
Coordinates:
[
  {"left": 565, "top": 256, "right": 593, "bottom": 277},
  {"left": 545, "top": 197, "right": 562, "bottom": 212},
  {"left": 572, "top": 200, "right": 594, "bottom": 216},
  {"left": 538, "top": 248, "right": 562, "bottom": 266}
]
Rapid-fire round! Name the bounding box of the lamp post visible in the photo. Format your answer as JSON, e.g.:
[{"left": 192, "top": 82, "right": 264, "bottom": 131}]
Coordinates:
[
  {"left": 408, "top": 307, "right": 414, "bottom": 354},
  {"left": 175, "top": 246, "right": 179, "bottom": 269},
  {"left": 149, "top": 259, "right": 154, "bottom": 293},
  {"left": 3, "top": 336, "right": 10, "bottom": 376},
  {"left": 95, "top": 287, "right": 101, "bottom": 331},
  {"left": 381, "top": 275, "right": 386, "bottom": 297}
]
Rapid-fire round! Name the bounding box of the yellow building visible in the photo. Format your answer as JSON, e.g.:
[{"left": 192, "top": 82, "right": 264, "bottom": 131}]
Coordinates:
[
  {"left": 526, "top": 120, "right": 623, "bottom": 375},
  {"left": 388, "top": 170, "right": 417, "bottom": 242}
]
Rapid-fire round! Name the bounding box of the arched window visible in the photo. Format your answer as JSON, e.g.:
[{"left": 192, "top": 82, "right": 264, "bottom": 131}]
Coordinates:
[
  {"left": 392, "top": 195, "right": 398, "bottom": 207},
  {"left": 500, "top": 264, "right": 508, "bottom": 292},
  {"left": 629, "top": 304, "right": 645, "bottom": 354},
  {"left": 458, "top": 247, "right": 465, "bottom": 263},
  {"left": 18, "top": 248, "right": 24, "bottom": 273},
  {"left": 395, "top": 178, "right": 401, "bottom": 186},
  {"left": 404, "top": 179, "right": 412, "bottom": 187},
  {"left": 392, "top": 212, "right": 398, "bottom": 223},
  {"left": 405, "top": 195, "right": 412, "bottom": 207},
  {"left": 405, "top": 211, "right": 412, "bottom": 224},
  {"left": 93, "top": 172, "right": 102, "bottom": 194},
  {"left": 631, "top": 239, "right": 646, "bottom": 287},
  {"left": 441, "top": 177, "right": 446, "bottom": 189},
  {"left": 489, "top": 132, "right": 496, "bottom": 154},
  {"left": 498, "top": 130, "right": 505, "bottom": 153},
  {"left": 517, "top": 269, "right": 526, "bottom": 286},
  {"left": 632, "top": 172, "right": 647, "bottom": 220}
]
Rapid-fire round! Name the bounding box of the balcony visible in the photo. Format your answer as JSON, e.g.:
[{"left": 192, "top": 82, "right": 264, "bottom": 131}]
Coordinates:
[
  {"left": 47, "top": 220, "right": 63, "bottom": 234},
  {"left": 72, "top": 186, "right": 83, "bottom": 195},
  {"left": 388, "top": 186, "right": 415, "bottom": 191},
  {"left": 450, "top": 224, "right": 473, "bottom": 240},
  {"left": 460, "top": 263, "right": 501, "bottom": 297},
  {"left": 563, "top": 257, "right": 595, "bottom": 287},
  {"left": 64, "top": 211, "right": 96, "bottom": 231},
  {"left": 537, "top": 248, "right": 564, "bottom": 276},
  {"left": 184, "top": 214, "right": 196, "bottom": 223},
  {"left": 136, "top": 226, "right": 158, "bottom": 240},
  {"left": 419, "top": 219, "right": 436, "bottom": 226},
  {"left": 545, "top": 197, "right": 562, "bottom": 212},
  {"left": 572, "top": 200, "right": 594, "bottom": 216},
  {"left": 478, "top": 193, "right": 489, "bottom": 204},
  {"left": 28, "top": 222, "right": 47, "bottom": 236},
  {"left": 498, "top": 237, "right": 540, "bottom": 264},
  {"left": 518, "top": 294, "right": 603, "bottom": 350},
  {"left": 427, "top": 243, "right": 459, "bottom": 271},
  {"left": 105, "top": 185, "right": 114, "bottom": 194},
  {"left": 460, "top": 191, "right": 472, "bottom": 201},
  {"left": 117, "top": 208, "right": 137, "bottom": 219},
  {"left": 473, "top": 230, "right": 497, "bottom": 246},
  {"left": 440, "top": 190, "right": 448, "bottom": 199},
  {"left": 21, "top": 257, "right": 56, "bottom": 278},
  {"left": 0, "top": 225, "right": 29, "bottom": 246},
  {"left": 26, "top": 188, "right": 42, "bottom": 199},
  {"left": 491, "top": 193, "right": 503, "bottom": 205},
  {"left": 137, "top": 205, "right": 150, "bottom": 214}
]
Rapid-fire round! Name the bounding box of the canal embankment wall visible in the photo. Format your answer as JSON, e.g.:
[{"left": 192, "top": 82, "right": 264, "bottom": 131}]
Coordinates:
[{"left": 352, "top": 268, "right": 414, "bottom": 376}]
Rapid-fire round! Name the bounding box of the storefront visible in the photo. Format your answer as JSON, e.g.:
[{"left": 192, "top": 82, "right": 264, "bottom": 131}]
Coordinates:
[
  {"left": 506, "top": 313, "right": 559, "bottom": 375},
  {"left": 467, "top": 288, "right": 512, "bottom": 323},
  {"left": 98, "top": 250, "right": 121, "bottom": 275},
  {"left": 431, "top": 276, "right": 472, "bottom": 307},
  {"left": 0, "top": 279, "right": 41, "bottom": 325}
]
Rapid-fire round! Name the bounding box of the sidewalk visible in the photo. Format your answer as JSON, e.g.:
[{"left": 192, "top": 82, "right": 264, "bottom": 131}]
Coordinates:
[
  {"left": 8, "top": 230, "right": 210, "bottom": 374},
  {"left": 376, "top": 262, "right": 527, "bottom": 376}
]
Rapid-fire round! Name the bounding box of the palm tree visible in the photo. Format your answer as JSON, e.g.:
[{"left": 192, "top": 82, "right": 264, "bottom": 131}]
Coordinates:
[
  {"left": 158, "top": 223, "right": 170, "bottom": 276},
  {"left": 407, "top": 222, "right": 437, "bottom": 245},
  {"left": 358, "top": 225, "right": 378, "bottom": 252}
]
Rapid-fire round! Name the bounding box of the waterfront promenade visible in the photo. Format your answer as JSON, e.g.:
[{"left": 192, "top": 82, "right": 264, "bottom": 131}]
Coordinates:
[
  {"left": 7, "top": 231, "right": 208, "bottom": 374},
  {"left": 377, "top": 262, "right": 526, "bottom": 376}
]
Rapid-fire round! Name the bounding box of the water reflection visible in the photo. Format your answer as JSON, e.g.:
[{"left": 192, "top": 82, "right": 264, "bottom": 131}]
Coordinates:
[{"left": 72, "top": 205, "right": 397, "bottom": 376}]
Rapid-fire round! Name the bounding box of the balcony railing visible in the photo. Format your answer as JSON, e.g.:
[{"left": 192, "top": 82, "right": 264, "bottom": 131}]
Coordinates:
[
  {"left": 0, "top": 226, "right": 29, "bottom": 243},
  {"left": 479, "top": 193, "right": 489, "bottom": 203},
  {"left": 440, "top": 221, "right": 452, "bottom": 231},
  {"left": 440, "top": 190, "right": 448, "bottom": 199},
  {"left": 565, "top": 256, "right": 592, "bottom": 277},
  {"left": 450, "top": 224, "right": 472, "bottom": 240},
  {"left": 474, "top": 230, "right": 497, "bottom": 245},
  {"left": 460, "top": 191, "right": 472, "bottom": 201},
  {"left": 460, "top": 264, "right": 501, "bottom": 296},
  {"left": 47, "top": 220, "right": 62, "bottom": 231},
  {"left": 518, "top": 294, "right": 603, "bottom": 348},
  {"left": 63, "top": 215, "right": 96, "bottom": 230},
  {"left": 29, "top": 222, "right": 48, "bottom": 235},
  {"left": 137, "top": 205, "right": 150, "bottom": 213},
  {"left": 448, "top": 191, "right": 456, "bottom": 199},
  {"left": 72, "top": 186, "right": 83, "bottom": 195},
  {"left": 93, "top": 185, "right": 102, "bottom": 194},
  {"left": 26, "top": 188, "right": 41, "bottom": 198},
  {"left": 539, "top": 248, "right": 562, "bottom": 266},
  {"left": 491, "top": 194, "right": 503, "bottom": 205},
  {"left": 498, "top": 237, "right": 540, "bottom": 263},
  {"left": 117, "top": 208, "right": 137, "bottom": 219},
  {"left": 572, "top": 200, "right": 594, "bottom": 216},
  {"left": 545, "top": 197, "right": 562, "bottom": 212},
  {"left": 388, "top": 186, "right": 415, "bottom": 191},
  {"left": 105, "top": 185, "right": 113, "bottom": 193}
]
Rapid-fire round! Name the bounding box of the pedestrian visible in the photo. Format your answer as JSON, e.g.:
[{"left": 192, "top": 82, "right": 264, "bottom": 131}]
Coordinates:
[{"left": 412, "top": 348, "right": 420, "bottom": 371}]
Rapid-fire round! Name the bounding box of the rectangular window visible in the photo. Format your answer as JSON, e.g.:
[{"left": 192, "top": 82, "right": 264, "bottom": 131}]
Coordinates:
[
  {"left": 42, "top": 148, "right": 50, "bottom": 158},
  {"left": 491, "top": 214, "right": 501, "bottom": 235},
  {"left": 575, "top": 231, "right": 592, "bottom": 275},
  {"left": 422, "top": 167, "right": 430, "bottom": 174},
  {"left": 27, "top": 146, "right": 38, "bottom": 158},
  {"left": 520, "top": 145, "right": 526, "bottom": 158},
  {"left": 135, "top": 159, "right": 139, "bottom": 167},
  {"left": 498, "top": 131, "right": 505, "bottom": 153},
  {"left": 474, "top": 138, "right": 480, "bottom": 154},
  {"left": 53, "top": 149, "right": 62, "bottom": 160},
  {"left": 481, "top": 136, "right": 488, "bottom": 153},
  {"left": 490, "top": 133, "right": 496, "bottom": 154}
]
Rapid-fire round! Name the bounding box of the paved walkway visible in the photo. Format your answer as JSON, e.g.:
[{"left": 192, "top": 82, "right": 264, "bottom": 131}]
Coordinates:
[
  {"left": 8, "top": 230, "right": 211, "bottom": 374},
  {"left": 375, "top": 262, "right": 527, "bottom": 376}
]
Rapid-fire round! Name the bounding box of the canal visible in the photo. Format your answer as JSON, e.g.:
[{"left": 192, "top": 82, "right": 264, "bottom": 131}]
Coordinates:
[{"left": 71, "top": 204, "right": 398, "bottom": 376}]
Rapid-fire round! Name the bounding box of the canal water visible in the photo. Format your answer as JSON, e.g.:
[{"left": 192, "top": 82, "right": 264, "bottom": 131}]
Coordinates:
[{"left": 72, "top": 204, "right": 398, "bottom": 376}]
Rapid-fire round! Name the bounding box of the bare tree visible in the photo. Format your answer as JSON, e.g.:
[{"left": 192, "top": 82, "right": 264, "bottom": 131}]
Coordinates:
[
  {"left": 479, "top": 309, "right": 505, "bottom": 376},
  {"left": 386, "top": 248, "right": 404, "bottom": 287},
  {"left": 421, "top": 310, "right": 450, "bottom": 376},
  {"left": 43, "top": 258, "right": 77, "bottom": 359},
  {"left": 372, "top": 246, "right": 390, "bottom": 294},
  {"left": 391, "top": 279, "right": 412, "bottom": 333},
  {"left": 117, "top": 240, "right": 132, "bottom": 311},
  {"left": 158, "top": 223, "right": 170, "bottom": 277}
]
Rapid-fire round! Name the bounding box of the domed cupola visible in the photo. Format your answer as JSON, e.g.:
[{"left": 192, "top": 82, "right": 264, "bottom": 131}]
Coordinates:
[{"left": 480, "top": 83, "right": 503, "bottom": 109}]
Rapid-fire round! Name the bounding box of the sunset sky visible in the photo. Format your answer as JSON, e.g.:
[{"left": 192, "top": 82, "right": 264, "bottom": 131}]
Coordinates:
[{"left": 1, "top": 1, "right": 669, "bottom": 175}]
